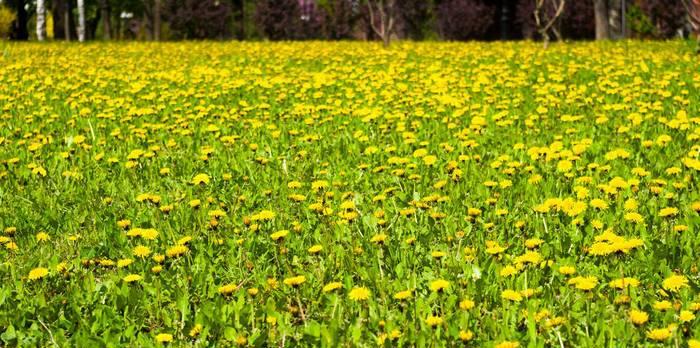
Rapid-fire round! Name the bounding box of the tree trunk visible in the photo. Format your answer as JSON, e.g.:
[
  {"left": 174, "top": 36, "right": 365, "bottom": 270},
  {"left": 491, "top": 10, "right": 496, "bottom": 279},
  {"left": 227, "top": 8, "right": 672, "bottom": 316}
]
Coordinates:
[
  {"left": 367, "top": 0, "right": 395, "bottom": 47},
  {"left": 154, "top": 0, "right": 161, "bottom": 41},
  {"left": 87, "top": 8, "right": 101, "bottom": 40},
  {"left": 115, "top": 14, "right": 122, "bottom": 40},
  {"left": 65, "top": 0, "right": 72, "bottom": 41},
  {"left": 101, "top": 0, "right": 111, "bottom": 40},
  {"left": 500, "top": 0, "right": 511, "bottom": 40},
  {"left": 52, "top": 0, "right": 65, "bottom": 40},
  {"left": 233, "top": 0, "right": 245, "bottom": 40},
  {"left": 77, "top": 0, "right": 86, "bottom": 41},
  {"left": 594, "top": 0, "right": 610, "bottom": 40},
  {"left": 684, "top": 0, "right": 700, "bottom": 52},
  {"left": 10, "top": 0, "right": 29, "bottom": 40},
  {"left": 36, "top": 0, "right": 47, "bottom": 41}
]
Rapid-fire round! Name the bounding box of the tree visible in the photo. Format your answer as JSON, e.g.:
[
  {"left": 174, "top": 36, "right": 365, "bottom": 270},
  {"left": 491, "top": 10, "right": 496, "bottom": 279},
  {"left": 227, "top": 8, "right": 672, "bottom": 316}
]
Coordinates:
[
  {"left": 534, "top": 0, "right": 565, "bottom": 48},
  {"left": 0, "top": 5, "right": 15, "bottom": 40},
  {"left": 437, "top": 0, "right": 495, "bottom": 41},
  {"left": 154, "top": 0, "right": 161, "bottom": 40},
  {"left": 366, "top": 0, "right": 397, "bottom": 46},
  {"left": 251, "top": 0, "right": 326, "bottom": 40},
  {"left": 77, "top": 0, "right": 86, "bottom": 41},
  {"left": 232, "top": 0, "right": 244, "bottom": 39},
  {"left": 36, "top": 0, "right": 46, "bottom": 40},
  {"left": 51, "top": 0, "right": 74, "bottom": 40},
  {"left": 5, "top": 0, "right": 29, "bottom": 40},
  {"left": 165, "top": 0, "right": 232, "bottom": 39},
  {"left": 638, "top": 0, "right": 685, "bottom": 38},
  {"left": 593, "top": 0, "right": 609, "bottom": 40},
  {"left": 681, "top": 0, "right": 700, "bottom": 52},
  {"left": 100, "top": 0, "right": 111, "bottom": 39},
  {"left": 397, "top": 0, "right": 431, "bottom": 40},
  {"left": 324, "top": 0, "right": 357, "bottom": 40}
]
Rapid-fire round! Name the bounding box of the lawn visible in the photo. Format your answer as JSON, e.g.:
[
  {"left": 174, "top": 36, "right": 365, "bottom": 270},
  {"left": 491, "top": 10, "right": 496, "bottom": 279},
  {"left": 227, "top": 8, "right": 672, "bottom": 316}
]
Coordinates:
[{"left": 1, "top": 41, "right": 699, "bottom": 347}]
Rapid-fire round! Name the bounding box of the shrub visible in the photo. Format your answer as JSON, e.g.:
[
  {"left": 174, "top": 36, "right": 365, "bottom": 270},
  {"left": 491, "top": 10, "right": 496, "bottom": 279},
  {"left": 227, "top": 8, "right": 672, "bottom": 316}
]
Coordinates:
[
  {"left": 515, "top": 0, "right": 594, "bottom": 40},
  {"left": 637, "top": 0, "right": 685, "bottom": 38},
  {"left": 255, "top": 0, "right": 325, "bottom": 40},
  {"left": 0, "top": 5, "right": 15, "bottom": 39},
  {"left": 437, "top": 0, "right": 495, "bottom": 41},
  {"left": 165, "top": 0, "right": 233, "bottom": 39}
]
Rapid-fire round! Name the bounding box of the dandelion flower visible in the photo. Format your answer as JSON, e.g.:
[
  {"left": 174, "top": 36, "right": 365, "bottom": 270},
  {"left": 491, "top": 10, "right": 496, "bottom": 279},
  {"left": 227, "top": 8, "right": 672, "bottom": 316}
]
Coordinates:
[
  {"left": 133, "top": 245, "right": 151, "bottom": 258},
  {"left": 348, "top": 287, "right": 371, "bottom": 301},
  {"left": 191, "top": 173, "right": 210, "bottom": 185},
  {"left": 123, "top": 274, "right": 143, "bottom": 283},
  {"left": 501, "top": 289, "right": 523, "bottom": 302},
  {"left": 430, "top": 279, "right": 449, "bottom": 292},
  {"left": 283, "top": 275, "right": 306, "bottom": 287},
  {"left": 219, "top": 283, "right": 237, "bottom": 295},
  {"left": 155, "top": 333, "right": 173, "bottom": 343},
  {"left": 629, "top": 310, "right": 649, "bottom": 325},
  {"left": 308, "top": 244, "right": 322, "bottom": 254},
  {"left": 166, "top": 245, "right": 189, "bottom": 258},
  {"left": 646, "top": 328, "right": 671, "bottom": 341},
  {"left": 459, "top": 299, "right": 475, "bottom": 310},
  {"left": 394, "top": 290, "right": 412, "bottom": 300},
  {"left": 28, "top": 267, "right": 49, "bottom": 281},
  {"left": 322, "top": 282, "right": 342, "bottom": 293},
  {"left": 680, "top": 310, "right": 696, "bottom": 322},
  {"left": 425, "top": 315, "right": 443, "bottom": 327},
  {"left": 495, "top": 341, "right": 520, "bottom": 348},
  {"left": 459, "top": 330, "right": 474, "bottom": 341},
  {"left": 662, "top": 274, "right": 688, "bottom": 292},
  {"left": 270, "top": 230, "right": 289, "bottom": 241}
]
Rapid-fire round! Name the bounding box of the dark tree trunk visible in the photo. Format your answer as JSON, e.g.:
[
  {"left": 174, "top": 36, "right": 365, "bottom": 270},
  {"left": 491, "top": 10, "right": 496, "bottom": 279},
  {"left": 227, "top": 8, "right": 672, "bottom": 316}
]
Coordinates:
[
  {"left": 114, "top": 17, "right": 123, "bottom": 40},
  {"left": 594, "top": 0, "right": 610, "bottom": 40},
  {"left": 233, "top": 0, "right": 245, "bottom": 39},
  {"left": 9, "top": 0, "right": 29, "bottom": 40},
  {"left": 62, "top": 0, "right": 78, "bottom": 41},
  {"left": 499, "top": 0, "right": 511, "bottom": 40},
  {"left": 88, "top": 9, "right": 101, "bottom": 40},
  {"left": 52, "top": 0, "right": 66, "bottom": 39},
  {"left": 101, "top": 0, "right": 112, "bottom": 39},
  {"left": 154, "top": 0, "right": 161, "bottom": 40}
]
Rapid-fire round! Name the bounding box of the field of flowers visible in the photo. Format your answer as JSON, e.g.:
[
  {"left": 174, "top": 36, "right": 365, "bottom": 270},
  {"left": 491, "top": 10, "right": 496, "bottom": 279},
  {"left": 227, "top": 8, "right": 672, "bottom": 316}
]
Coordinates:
[{"left": 0, "top": 41, "right": 699, "bottom": 347}]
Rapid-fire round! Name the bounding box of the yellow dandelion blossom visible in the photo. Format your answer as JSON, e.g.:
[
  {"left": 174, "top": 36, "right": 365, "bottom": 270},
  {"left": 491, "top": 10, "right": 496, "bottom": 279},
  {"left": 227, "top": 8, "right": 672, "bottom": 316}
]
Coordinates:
[
  {"left": 425, "top": 315, "right": 443, "bottom": 327},
  {"left": 191, "top": 173, "right": 210, "bottom": 185},
  {"left": 394, "top": 290, "right": 412, "bottom": 300},
  {"left": 270, "top": 230, "right": 289, "bottom": 241},
  {"left": 166, "top": 245, "right": 189, "bottom": 258},
  {"left": 629, "top": 310, "right": 649, "bottom": 325},
  {"left": 662, "top": 274, "right": 688, "bottom": 292},
  {"left": 155, "top": 333, "right": 173, "bottom": 343},
  {"left": 28, "top": 267, "right": 49, "bottom": 281},
  {"left": 283, "top": 275, "right": 306, "bottom": 287},
  {"left": 123, "top": 274, "right": 143, "bottom": 283},
  {"left": 348, "top": 286, "right": 371, "bottom": 301},
  {"left": 430, "top": 279, "right": 450, "bottom": 292},
  {"left": 501, "top": 289, "right": 523, "bottom": 302},
  {"left": 646, "top": 328, "right": 671, "bottom": 341},
  {"left": 322, "top": 282, "right": 342, "bottom": 293},
  {"left": 219, "top": 283, "right": 237, "bottom": 295},
  {"left": 133, "top": 245, "right": 151, "bottom": 258}
]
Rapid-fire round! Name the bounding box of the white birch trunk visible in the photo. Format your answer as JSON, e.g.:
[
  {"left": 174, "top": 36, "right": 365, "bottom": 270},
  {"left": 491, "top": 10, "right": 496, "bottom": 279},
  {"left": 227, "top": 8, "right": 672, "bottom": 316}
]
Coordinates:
[
  {"left": 36, "top": 0, "right": 46, "bottom": 41},
  {"left": 77, "top": 0, "right": 86, "bottom": 42}
]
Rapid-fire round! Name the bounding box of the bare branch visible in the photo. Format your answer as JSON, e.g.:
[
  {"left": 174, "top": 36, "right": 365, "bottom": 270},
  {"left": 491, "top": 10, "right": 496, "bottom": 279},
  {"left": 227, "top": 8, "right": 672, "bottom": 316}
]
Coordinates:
[
  {"left": 542, "top": 0, "right": 565, "bottom": 34},
  {"left": 367, "top": 1, "right": 381, "bottom": 38}
]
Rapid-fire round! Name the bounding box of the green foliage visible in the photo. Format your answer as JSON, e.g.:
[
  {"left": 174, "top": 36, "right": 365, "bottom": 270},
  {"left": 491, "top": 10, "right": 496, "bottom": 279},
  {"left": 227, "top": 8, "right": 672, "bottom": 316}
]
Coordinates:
[
  {"left": 0, "top": 5, "right": 15, "bottom": 39},
  {"left": 626, "top": 3, "right": 654, "bottom": 38}
]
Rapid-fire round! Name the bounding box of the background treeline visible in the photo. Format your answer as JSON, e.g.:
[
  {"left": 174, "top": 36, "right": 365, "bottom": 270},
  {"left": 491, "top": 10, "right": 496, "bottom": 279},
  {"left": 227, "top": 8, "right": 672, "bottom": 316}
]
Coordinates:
[{"left": 0, "top": 0, "right": 698, "bottom": 42}]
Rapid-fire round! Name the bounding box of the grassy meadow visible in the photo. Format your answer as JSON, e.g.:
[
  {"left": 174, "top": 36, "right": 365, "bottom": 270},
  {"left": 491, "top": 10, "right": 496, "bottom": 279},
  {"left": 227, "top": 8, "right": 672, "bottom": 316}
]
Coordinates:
[{"left": 1, "top": 41, "right": 700, "bottom": 347}]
